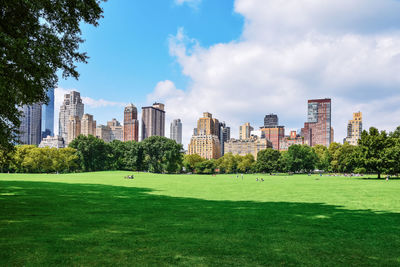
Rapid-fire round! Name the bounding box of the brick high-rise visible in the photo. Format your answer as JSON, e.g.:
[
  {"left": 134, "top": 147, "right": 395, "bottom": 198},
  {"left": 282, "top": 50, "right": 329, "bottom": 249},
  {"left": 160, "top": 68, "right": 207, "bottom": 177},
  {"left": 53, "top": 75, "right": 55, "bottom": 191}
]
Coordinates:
[
  {"left": 123, "top": 104, "right": 139, "bottom": 142},
  {"left": 141, "top": 103, "right": 165, "bottom": 141},
  {"left": 301, "top": 98, "right": 332, "bottom": 147},
  {"left": 260, "top": 126, "right": 285, "bottom": 150}
]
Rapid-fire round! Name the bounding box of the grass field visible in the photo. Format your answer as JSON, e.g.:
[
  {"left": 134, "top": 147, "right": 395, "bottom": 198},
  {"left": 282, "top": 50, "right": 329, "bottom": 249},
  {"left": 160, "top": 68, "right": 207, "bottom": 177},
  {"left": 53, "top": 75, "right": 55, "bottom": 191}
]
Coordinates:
[{"left": 0, "top": 172, "right": 399, "bottom": 266}]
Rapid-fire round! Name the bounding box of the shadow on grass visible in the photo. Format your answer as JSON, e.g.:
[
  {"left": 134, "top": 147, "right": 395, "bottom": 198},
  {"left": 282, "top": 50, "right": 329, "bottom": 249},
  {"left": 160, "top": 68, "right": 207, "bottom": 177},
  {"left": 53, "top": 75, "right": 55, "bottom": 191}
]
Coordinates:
[{"left": 0, "top": 181, "right": 399, "bottom": 266}]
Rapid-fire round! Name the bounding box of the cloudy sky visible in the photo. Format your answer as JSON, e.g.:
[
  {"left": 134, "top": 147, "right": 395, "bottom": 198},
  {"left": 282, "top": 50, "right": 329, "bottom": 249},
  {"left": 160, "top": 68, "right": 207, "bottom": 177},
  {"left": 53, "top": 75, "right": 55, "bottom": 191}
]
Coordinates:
[{"left": 56, "top": 0, "right": 400, "bottom": 147}]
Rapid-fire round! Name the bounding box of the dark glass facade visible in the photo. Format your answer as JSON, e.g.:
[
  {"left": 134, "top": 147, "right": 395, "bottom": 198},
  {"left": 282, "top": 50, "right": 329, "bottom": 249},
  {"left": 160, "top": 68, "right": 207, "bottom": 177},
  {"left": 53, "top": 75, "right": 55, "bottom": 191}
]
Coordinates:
[
  {"left": 42, "top": 88, "right": 54, "bottom": 138},
  {"left": 264, "top": 114, "right": 279, "bottom": 127}
]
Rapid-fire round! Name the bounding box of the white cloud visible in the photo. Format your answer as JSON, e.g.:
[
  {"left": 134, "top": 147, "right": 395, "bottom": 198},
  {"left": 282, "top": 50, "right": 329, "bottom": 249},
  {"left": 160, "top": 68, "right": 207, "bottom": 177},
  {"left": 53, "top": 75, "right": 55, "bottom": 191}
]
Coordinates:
[
  {"left": 149, "top": 0, "right": 400, "bottom": 149},
  {"left": 81, "top": 97, "right": 126, "bottom": 108},
  {"left": 174, "top": 0, "right": 201, "bottom": 8}
]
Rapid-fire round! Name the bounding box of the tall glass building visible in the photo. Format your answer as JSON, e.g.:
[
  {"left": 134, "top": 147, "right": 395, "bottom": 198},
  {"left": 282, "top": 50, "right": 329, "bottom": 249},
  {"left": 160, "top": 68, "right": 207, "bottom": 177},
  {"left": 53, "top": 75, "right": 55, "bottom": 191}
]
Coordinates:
[
  {"left": 19, "top": 104, "right": 42, "bottom": 145},
  {"left": 170, "top": 119, "right": 182, "bottom": 144},
  {"left": 42, "top": 88, "right": 54, "bottom": 138}
]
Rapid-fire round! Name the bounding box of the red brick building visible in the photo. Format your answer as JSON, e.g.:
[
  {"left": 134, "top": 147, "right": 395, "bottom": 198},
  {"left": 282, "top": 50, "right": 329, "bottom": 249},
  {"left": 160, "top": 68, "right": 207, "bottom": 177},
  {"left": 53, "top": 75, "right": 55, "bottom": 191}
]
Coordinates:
[
  {"left": 123, "top": 104, "right": 139, "bottom": 142},
  {"left": 260, "top": 126, "right": 285, "bottom": 150},
  {"left": 301, "top": 98, "right": 332, "bottom": 147}
]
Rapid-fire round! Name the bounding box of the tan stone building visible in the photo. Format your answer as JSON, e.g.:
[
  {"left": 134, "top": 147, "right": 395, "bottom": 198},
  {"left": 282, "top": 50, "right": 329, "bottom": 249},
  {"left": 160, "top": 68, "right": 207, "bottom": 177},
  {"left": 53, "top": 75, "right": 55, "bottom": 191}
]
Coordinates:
[
  {"left": 96, "top": 125, "right": 111, "bottom": 143},
  {"left": 188, "top": 112, "right": 222, "bottom": 159},
  {"left": 188, "top": 133, "right": 221, "bottom": 159},
  {"left": 196, "top": 112, "right": 220, "bottom": 136},
  {"left": 81, "top": 114, "right": 96, "bottom": 137},
  {"left": 108, "top": 118, "right": 123, "bottom": 141},
  {"left": 344, "top": 112, "right": 362, "bottom": 145},
  {"left": 67, "top": 115, "right": 81, "bottom": 144},
  {"left": 224, "top": 136, "right": 272, "bottom": 159},
  {"left": 239, "top": 122, "right": 254, "bottom": 140}
]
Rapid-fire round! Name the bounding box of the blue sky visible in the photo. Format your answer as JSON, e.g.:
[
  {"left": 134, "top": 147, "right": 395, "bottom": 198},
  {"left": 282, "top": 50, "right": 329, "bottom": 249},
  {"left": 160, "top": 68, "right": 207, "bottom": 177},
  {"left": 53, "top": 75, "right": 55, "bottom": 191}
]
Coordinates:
[
  {"left": 57, "top": 0, "right": 243, "bottom": 105},
  {"left": 56, "top": 0, "right": 400, "bottom": 147}
]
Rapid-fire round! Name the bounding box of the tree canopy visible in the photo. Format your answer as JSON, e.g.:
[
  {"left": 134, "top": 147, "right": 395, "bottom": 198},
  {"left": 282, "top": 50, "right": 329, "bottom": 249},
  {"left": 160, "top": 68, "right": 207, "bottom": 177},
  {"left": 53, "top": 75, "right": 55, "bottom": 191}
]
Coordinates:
[{"left": 0, "top": 0, "right": 104, "bottom": 151}]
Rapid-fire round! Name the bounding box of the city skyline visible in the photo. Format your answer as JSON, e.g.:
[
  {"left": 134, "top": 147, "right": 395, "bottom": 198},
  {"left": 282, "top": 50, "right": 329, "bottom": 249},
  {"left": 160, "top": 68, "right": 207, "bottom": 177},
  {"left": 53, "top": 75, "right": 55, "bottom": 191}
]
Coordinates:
[
  {"left": 52, "top": 0, "right": 400, "bottom": 148},
  {"left": 50, "top": 89, "right": 373, "bottom": 148}
]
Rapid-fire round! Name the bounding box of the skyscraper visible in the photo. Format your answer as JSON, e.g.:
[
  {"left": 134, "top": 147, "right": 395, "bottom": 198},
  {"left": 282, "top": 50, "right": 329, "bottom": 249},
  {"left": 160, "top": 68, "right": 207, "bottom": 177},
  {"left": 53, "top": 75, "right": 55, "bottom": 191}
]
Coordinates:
[
  {"left": 81, "top": 114, "right": 96, "bottom": 136},
  {"left": 239, "top": 122, "right": 253, "bottom": 140},
  {"left": 188, "top": 112, "right": 221, "bottom": 159},
  {"left": 260, "top": 126, "right": 285, "bottom": 150},
  {"left": 123, "top": 104, "right": 139, "bottom": 142},
  {"left": 108, "top": 118, "right": 123, "bottom": 141},
  {"left": 42, "top": 88, "right": 54, "bottom": 138},
  {"left": 219, "top": 122, "right": 230, "bottom": 155},
  {"left": 141, "top": 103, "right": 165, "bottom": 140},
  {"left": 344, "top": 112, "right": 362, "bottom": 145},
  {"left": 67, "top": 115, "right": 81, "bottom": 144},
  {"left": 301, "top": 98, "right": 332, "bottom": 147},
  {"left": 170, "top": 119, "right": 182, "bottom": 144},
  {"left": 18, "top": 104, "right": 42, "bottom": 145},
  {"left": 59, "top": 91, "right": 84, "bottom": 142},
  {"left": 197, "top": 112, "right": 219, "bottom": 136},
  {"left": 264, "top": 114, "right": 278, "bottom": 127}
]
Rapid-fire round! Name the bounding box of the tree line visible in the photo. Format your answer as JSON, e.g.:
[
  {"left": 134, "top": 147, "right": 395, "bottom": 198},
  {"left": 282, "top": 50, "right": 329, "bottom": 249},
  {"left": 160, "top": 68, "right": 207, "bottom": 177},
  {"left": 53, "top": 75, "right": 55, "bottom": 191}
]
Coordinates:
[
  {"left": 184, "top": 126, "right": 400, "bottom": 177},
  {"left": 0, "top": 135, "right": 183, "bottom": 174},
  {"left": 1, "top": 127, "right": 400, "bottom": 177}
]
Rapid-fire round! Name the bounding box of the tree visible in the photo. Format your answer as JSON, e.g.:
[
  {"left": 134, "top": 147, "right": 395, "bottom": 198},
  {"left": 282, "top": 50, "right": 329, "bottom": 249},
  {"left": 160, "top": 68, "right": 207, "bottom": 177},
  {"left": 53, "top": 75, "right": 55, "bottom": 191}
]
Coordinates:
[
  {"left": 385, "top": 127, "right": 400, "bottom": 176},
  {"left": 255, "top": 148, "right": 281, "bottom": 173},
  {"left": 337, "top": 142, "right": 359, "bottom": 173},
  {"left": 282, "top": 145, "right": 317, "bottom": 173},
  {"left": 6, "top": 145, "right": 78, "bottom": 173},
  {"left": 194, "top": 160, "right": 216, "bottom": 174},
  {"left": 0, "top": 148, "right": 12, "bottom": 172},
  {"left": 142, "top": 136, "right": 183, "bottom": 173},
  {"left": 69, "top": 135, "right": 111, "bottom": 172},
  {"left": 123, "top": 141, "right": 144, "bottom": 171},
  {"left": 183, "top": 154, "right": 205, "bottom": 173},
  {"left": 237, "top": 154, "right": 255, "bottom": 173},
  {"left": 358, "top": 127, "right": 388, "bottom": 179},
  {"left": 108, "top": 140, "right": 126, "bottom": 170},
  {"left": 313, "top": 145, "right": 331, "bottom": 172},
  {"left": 0, "top": 0, "right": 104, "bottom": 151},
  {"left": 328, "top": 142, "right": 342, "bottom": 173},
  {"left": 53, "top": 147, "right": 78, "bottom": 173},
  {"left": 216, "top": 153, "right": 238, "bottom": 174}
]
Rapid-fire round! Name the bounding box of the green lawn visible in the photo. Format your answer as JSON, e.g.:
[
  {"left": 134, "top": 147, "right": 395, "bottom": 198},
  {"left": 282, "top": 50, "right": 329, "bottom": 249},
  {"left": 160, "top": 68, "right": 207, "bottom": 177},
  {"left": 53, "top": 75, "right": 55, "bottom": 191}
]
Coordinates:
[{"left": 0, "top": 172, "right": 399, "bottom": 266}]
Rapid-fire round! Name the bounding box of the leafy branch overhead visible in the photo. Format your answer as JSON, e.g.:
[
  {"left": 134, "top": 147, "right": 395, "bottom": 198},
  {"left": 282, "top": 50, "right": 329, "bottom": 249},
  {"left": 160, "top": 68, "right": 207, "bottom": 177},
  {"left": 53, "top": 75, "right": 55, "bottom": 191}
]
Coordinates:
[{"left": 0, "top": 0, "right": 105, "bottom": 150}]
